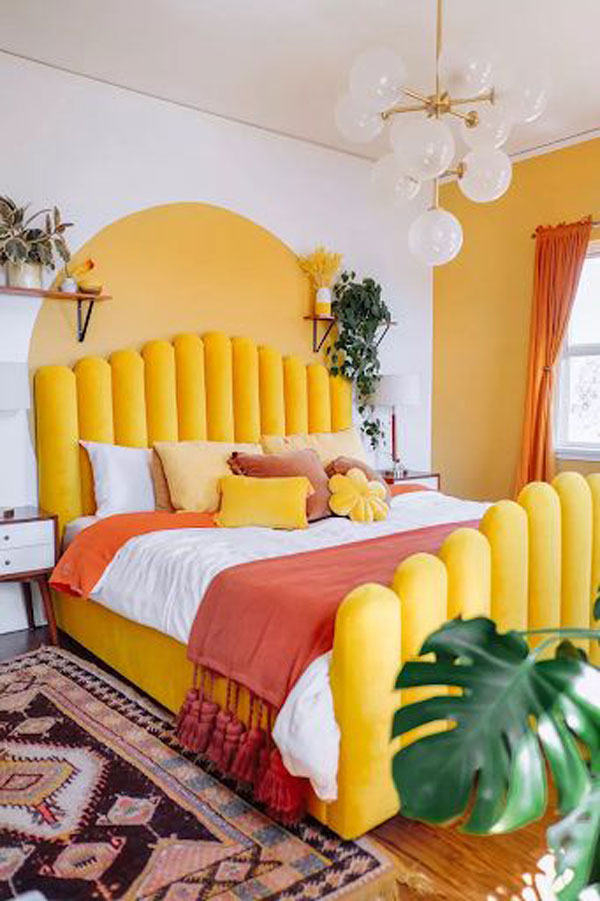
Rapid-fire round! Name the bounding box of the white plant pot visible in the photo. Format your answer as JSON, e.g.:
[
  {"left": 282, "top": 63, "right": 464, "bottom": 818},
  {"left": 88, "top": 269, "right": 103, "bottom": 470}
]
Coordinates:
[
  {"left": 6, "top": 262, "right": 44, "bottom": 290},
  {"left": 315, "top": 286, "right": 332, "bottom": 316}
]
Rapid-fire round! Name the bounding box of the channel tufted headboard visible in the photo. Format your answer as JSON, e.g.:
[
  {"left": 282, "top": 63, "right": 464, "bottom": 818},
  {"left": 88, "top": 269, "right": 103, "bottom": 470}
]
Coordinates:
[{"left": 35, "top": 332, "right": 352, "bottom": 530}]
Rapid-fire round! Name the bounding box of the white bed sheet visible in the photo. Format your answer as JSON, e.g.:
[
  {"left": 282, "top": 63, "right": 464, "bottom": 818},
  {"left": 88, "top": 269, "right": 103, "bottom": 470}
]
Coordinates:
[{"left": 78, "top": 491, "right": 489, "bottom": 800}]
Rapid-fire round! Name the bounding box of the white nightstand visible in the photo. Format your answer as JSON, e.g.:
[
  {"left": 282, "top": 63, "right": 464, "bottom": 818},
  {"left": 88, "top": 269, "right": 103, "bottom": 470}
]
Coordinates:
[{"left": 0, "top": 506, "right": 58, "bottom": 645}]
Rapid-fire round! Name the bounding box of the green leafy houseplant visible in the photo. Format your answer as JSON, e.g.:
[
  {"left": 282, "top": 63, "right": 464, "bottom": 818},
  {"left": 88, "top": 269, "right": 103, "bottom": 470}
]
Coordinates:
[
  {"left": 0, "top": 195, "right": 72, "bottom": 274},
  {"left": 392, "top": 601, "right": 600, "bottom": 900},
  {"left": 327, "top": 271, "right": 392, "bottom": 449}
]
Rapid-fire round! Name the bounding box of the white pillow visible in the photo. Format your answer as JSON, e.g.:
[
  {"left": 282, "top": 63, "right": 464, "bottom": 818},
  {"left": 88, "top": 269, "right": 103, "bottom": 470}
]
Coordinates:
[{"left": 81, "top": 441, "right": 155, "bottom": 517}]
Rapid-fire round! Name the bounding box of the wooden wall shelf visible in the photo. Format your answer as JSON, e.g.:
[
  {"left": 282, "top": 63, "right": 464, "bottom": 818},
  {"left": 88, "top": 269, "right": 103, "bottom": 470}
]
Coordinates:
[
  {"left": 304, "top": 313, "right": 397, "bottom": 353},
  {"left": 0, "top": 285, "right": 112, "bottom": 342}
]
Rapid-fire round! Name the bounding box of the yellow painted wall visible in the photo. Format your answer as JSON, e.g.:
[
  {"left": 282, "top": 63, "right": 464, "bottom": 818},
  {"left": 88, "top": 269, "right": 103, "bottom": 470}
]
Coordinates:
[
  {"left": 433, "top": 138, "right": 600, "bottom": 501},
  {"left": 30, "top": 202, "right": 315, "bottom": 371}
]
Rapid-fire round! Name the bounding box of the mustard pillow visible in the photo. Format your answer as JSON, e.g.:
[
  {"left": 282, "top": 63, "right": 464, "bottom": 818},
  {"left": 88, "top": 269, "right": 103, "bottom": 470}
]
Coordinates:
[
  {"left": 216, "top": 475, "right": 313, "bottom": 530},
  {"left": 261, "top": 426, "right": 367, "bottom": 466},
  {"left": 328, "top": 468, "right": 388, "bottom": 523},
  {"left": 154, "top": 441, "right": 262, "bottom": 512}
]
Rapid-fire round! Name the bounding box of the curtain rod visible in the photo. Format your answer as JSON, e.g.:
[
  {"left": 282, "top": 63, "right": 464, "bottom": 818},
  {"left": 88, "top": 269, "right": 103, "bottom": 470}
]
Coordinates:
[{"left": 531, "top": 218, "right": 600, "bottom": 238}]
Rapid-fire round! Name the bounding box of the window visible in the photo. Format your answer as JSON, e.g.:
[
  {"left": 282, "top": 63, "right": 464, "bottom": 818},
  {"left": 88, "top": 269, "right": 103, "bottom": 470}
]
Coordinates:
[{"left": 555, "top": 243, "right": 600, "bottom": 459}]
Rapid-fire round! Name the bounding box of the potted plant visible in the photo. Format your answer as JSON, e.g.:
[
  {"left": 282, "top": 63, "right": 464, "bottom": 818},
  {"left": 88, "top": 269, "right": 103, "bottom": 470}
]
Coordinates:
[
  {"left": 327, "top": 271, "right": 392, "bottom": 449},
  {"left": 0, "top": 196, "right": 72, "bottom": 289},
  {"left": 392, "top": 598, "right": 600, "bottom": 900}
]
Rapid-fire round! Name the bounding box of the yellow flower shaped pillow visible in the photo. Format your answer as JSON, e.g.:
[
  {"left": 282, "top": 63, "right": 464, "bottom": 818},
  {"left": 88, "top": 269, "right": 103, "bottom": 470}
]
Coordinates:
[{"left": 328, "top": 467, "right": 389, "bottom": 523}]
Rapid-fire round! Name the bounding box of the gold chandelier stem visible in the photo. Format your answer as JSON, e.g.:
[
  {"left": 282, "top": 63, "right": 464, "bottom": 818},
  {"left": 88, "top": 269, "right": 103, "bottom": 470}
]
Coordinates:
[
  {"left": 431, "top": 177, "right": 440, "bottom": 210},
  {"left": 447, "top": 107, "right": 478, "bottom": 125},
  {"left": 435, "top": 0, "right": 443, "bottom": 103}
]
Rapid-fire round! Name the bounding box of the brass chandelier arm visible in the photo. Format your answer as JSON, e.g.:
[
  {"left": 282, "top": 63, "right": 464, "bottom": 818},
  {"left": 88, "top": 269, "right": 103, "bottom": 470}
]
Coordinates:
[
  {"left": 381, "top": 103, "right": 429, "bottom": 120},
  {"left": 403, "top": 87, "right": 431, "bottom": 104},
  {"left": 447, "top": 107, "right": 479, "bottom": 127},
  {"left": 450, "top": 89, "right": 495, "bottom": 107}
]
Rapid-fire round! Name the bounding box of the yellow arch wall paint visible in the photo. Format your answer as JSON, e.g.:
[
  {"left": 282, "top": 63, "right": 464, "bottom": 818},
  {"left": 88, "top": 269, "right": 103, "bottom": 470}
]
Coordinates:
[
  {"left": 433, "top": 138, "right": 600, "bottom": 501},
  {"left": 29, "top": 202, "right": 315, "bottom": 371}
]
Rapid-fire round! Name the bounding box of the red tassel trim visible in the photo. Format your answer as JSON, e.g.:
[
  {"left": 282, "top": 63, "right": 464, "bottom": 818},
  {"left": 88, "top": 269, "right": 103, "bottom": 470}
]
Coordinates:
[
  {"left": 257, "top": 749, "right": 307, "bottom": 825},
  {"left": 176, "top": 669, "right": 307, "bottom": 825},
  {"left": 230, "top": 726, "right": 266, "bottom": 784}
]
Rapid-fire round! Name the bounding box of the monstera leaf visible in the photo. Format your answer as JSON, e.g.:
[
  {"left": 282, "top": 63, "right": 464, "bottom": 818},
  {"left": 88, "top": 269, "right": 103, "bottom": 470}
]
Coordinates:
[
  {"left": 392, "top": 617, "right": 600, "bottom": 898},
  {"left": 547, "top": 777, "right": 600, "bottom": 900}
]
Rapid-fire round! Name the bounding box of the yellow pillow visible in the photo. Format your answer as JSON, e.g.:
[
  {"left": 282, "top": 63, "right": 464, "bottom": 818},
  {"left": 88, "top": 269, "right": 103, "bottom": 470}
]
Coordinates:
[
  {"left": 216, "top": 475, "right": 313, "bottom": 530},
  {"left": 328, "top": 468, "right": 388, "bottom": 523},
  {"left": 154, "top": 441, "right": 262, "bottom": 512},
  {"left": 261, "top": 427, "right": 367, "bottom": 466}
]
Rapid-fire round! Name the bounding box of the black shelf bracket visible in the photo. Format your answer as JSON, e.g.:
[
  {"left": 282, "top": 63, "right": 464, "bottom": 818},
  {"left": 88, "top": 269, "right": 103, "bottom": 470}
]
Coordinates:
[
  {"left": 311, "top": 318, "right": 336, "bottom": 353},
  {"left": 76, "top": 298, "right": 96, "bottom": 342},
  {"left": 375, "top": 321, "right": 393, "bottom": 348}
]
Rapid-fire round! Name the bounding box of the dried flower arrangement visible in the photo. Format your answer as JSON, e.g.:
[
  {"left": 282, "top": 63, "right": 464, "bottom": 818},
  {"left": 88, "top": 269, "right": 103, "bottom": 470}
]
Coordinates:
[{"left": 298, "top": 246, "right": 343, "bottom": 315}]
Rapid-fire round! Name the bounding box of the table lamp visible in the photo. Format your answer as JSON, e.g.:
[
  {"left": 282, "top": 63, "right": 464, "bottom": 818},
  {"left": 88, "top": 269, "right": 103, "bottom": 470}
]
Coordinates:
[{"left": 373, "top": 373, "right": 421, "bottom": 478}]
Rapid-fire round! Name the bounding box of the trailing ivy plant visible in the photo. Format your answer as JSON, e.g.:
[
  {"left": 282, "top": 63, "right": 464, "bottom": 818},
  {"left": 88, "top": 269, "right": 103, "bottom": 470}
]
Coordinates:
[
  {"left": 392, "top": 594, "right": 600, "bottom": 901},
  {"left": 327, "top": 271, "right": 392, "bottom": 449}
]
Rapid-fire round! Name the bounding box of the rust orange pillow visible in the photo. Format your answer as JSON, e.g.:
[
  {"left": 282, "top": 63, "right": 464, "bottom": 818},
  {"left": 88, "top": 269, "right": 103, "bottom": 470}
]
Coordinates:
[{"left": 229, "top": 448, "right": 330, "bottom": 521}]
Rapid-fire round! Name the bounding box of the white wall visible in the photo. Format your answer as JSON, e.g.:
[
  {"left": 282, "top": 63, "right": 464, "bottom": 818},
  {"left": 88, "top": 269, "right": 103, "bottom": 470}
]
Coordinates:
[{"left": 0, "top": 52, "right": 432, "bottom": 632}]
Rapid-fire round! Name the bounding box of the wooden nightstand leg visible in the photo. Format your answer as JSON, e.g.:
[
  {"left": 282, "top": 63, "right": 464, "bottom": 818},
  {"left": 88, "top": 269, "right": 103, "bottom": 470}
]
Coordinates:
[
  {"left": 21, "top": 581, "right": 35, "bottom": 631},
  {"left": 37, "top": 576, "right": 58, "bottom": 646}
]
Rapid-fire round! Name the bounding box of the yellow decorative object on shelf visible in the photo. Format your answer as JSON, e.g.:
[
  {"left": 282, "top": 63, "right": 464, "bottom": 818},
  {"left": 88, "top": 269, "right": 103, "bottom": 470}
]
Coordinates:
[
  {"left": 298, "top": 245, "right": 342, "bottom": 316},
  {"left": 328, "top": 467, "right": 388, "bottom": 523}
]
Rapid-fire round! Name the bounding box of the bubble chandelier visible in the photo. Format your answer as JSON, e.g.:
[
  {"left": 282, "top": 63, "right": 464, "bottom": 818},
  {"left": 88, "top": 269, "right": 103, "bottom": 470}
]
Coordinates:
[{"left": 335, "top": 0, "right": 549, "bottom": 265}]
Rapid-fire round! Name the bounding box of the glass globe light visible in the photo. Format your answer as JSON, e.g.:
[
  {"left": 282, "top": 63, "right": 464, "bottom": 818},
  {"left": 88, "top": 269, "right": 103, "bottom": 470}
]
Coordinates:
[
  {"left": 349, "top": 47, "right": 407, "bottom": 112},
  {"left": 459, "top": 149, "right": 512, "bottom": 203},
  {"left": 439, "top": 48, "right": 494, "bottom": 97},
  {"left": 391, "top": 118, "right": 455, "bottom": 181},
  {"left": 371, "top": 153, "right": 420, "bottom": 206},
  {"left": 461, "top": 102, "right": 513, "bottom": 149},
  {"left": 334, "top": 93, "right": 384, "bottom": 143},
  {"left": 408, "top": 208, "right": 463, "bottom": 266},
  {"left": 496, "top": 68, "right": 550, "bottom": 123}
]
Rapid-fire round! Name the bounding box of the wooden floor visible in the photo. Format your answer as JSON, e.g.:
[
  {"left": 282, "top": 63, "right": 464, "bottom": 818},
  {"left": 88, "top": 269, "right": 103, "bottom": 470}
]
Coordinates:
[{"left": 0, "top": 627, "right": 553, "bottom": 901}]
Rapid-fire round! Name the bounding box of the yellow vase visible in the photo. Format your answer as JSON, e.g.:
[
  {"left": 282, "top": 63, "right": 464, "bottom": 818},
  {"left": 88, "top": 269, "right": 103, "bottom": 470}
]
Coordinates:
[{"left": 315, "top": 286, "right": 332, "bottom": 317}]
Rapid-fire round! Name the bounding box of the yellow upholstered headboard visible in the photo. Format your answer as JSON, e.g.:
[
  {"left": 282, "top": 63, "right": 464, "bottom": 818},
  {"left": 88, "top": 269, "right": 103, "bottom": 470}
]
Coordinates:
[{"left": 35, "top": 332, "right": 352, "bottom": 530}]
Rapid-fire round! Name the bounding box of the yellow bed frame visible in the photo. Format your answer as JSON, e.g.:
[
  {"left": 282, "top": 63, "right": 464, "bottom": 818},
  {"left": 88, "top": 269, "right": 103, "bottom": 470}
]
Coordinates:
[{"left": 35, "top": 331, "right": 600, "bottom": 840}]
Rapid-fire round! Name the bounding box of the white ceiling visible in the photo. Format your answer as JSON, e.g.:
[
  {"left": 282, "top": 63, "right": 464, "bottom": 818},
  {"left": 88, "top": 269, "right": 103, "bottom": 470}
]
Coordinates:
[{"left": 1, "top": 0, "right": 599, "bottom": 160}]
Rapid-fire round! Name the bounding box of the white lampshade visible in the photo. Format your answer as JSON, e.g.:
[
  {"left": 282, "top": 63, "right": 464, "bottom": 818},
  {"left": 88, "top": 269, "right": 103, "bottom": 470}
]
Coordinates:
[
  {"left": 373, "top": 373, "right": 421, "bottom": 408},
  {"left": 0, "top": 362, "right": 30, "bottom": 412}
]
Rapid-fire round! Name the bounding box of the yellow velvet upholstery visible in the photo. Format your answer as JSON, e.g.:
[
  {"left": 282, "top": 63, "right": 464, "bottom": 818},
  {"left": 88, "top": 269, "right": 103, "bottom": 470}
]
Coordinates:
[
  {"left": 259, "top": 346, "right": 286, "bottom": 437},
  {"left": 174, "top": 334, "right": 207, "bottom": 441},
  {"left": 142, "top": 340, "right": 179, "bottom": 445},
  {"left": 74, "top": 357, "right": 114, "bottom": 515},
  {"left": 216, "top": 475, "right": 312, "bottom": 530}
]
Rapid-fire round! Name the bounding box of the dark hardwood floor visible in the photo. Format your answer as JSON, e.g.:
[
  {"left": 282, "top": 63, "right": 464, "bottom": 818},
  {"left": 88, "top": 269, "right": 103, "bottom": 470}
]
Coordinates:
[{"left": 0, "top": 628, "right": 555, "bottom": 900}]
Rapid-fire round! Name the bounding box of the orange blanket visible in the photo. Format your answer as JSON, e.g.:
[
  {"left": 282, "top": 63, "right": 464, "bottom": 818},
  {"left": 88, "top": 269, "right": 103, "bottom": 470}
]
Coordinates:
[{"left": 51, "top": 511, "right": 216, "bottom": 597}]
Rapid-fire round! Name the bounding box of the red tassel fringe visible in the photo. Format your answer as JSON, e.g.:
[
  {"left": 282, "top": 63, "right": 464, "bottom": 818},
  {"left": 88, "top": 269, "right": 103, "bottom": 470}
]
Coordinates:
[{"left": 176, "top": 669, "right": 307, "bottom": 824}]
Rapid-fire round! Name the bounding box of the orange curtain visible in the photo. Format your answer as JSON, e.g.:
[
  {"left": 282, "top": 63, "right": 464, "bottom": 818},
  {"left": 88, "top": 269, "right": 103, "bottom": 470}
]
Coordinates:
[{"left": 516, "top": 216, "right": 592, "bottom": 492}]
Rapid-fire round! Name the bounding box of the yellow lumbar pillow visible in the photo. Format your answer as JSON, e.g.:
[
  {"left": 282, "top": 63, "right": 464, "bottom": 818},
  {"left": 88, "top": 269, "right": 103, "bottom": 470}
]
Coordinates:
[
  {"left": 216, "top": 475, "right": 313, "bottom": 530},
  {"left": 261, "top": 426, "right": 367, "bottom": 466},
  {"left": 328, "top": 467, "right": 388, "bottom": 523},
  {"left": 154, "top": 441, "right": 263, "bottom": 513}
]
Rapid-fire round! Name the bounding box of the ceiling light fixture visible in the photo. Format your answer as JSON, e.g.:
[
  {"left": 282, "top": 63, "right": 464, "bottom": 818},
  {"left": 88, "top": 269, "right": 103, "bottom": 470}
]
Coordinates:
[{"left": 335, "top": 0, "right": 549, "bottom": 266}]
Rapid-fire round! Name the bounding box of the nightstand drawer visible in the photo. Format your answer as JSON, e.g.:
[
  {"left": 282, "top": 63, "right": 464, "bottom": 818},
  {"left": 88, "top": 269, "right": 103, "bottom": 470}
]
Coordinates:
[
  {"left": 0, "top": 520, "right": 54, "bottom": 549},
  {"left": 0, "top": 543, "right": 55, "bottom": 575}
]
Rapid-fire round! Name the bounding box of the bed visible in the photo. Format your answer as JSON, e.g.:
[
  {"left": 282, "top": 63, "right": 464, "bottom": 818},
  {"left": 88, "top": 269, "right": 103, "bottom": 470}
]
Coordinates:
[{"left": 35, "top": 330, "right": 600, "bottom": 839}]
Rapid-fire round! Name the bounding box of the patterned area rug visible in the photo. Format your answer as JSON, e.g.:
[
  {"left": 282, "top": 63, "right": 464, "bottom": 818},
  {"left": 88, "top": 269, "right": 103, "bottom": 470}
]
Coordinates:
[{"left": 0, "top": 647, "right": 395, "bottom": 901}]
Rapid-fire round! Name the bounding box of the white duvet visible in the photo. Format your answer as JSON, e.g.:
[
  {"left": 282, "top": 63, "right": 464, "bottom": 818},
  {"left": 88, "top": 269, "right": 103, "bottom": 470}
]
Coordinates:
[{"left": 83, "top": 490, "right": 488, "bottom": 800}]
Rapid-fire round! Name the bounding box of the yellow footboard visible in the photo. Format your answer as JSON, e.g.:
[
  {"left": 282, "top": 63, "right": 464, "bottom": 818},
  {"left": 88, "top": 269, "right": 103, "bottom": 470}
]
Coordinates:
[{"left": 322, "top": 471, "right": 600, "bottom": 839}]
